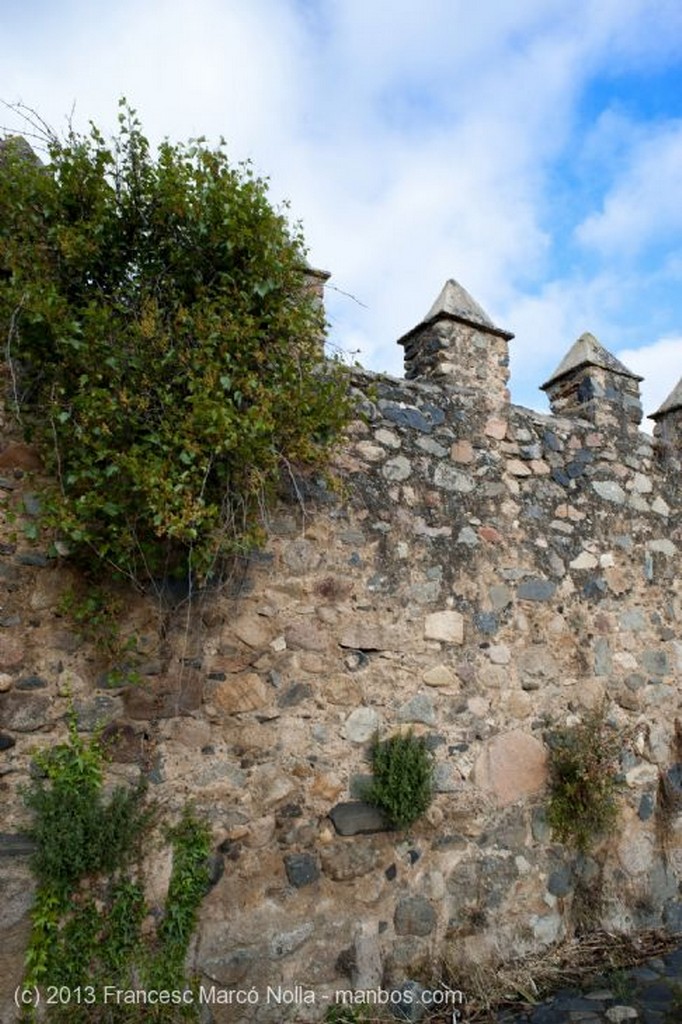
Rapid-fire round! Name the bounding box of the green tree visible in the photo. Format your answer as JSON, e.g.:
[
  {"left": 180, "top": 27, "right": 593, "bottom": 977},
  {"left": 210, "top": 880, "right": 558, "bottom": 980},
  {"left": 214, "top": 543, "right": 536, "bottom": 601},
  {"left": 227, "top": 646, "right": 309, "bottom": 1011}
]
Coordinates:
[{"left": 0, "top": 102, "right": 349, "bottom": 586}]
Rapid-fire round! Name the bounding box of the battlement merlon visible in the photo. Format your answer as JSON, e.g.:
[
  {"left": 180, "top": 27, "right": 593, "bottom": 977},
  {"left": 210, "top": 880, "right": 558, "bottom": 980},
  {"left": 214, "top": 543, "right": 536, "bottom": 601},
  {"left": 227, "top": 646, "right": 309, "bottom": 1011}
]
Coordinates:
[
  {"left": 540, "top": 331, "right": 643, "bottom": 432},
  {"left": 396, "top": 279, "right": 514, "bottom": 409},
  {"left": 651, "top": 376, "right": 682, "bottom": 466}
]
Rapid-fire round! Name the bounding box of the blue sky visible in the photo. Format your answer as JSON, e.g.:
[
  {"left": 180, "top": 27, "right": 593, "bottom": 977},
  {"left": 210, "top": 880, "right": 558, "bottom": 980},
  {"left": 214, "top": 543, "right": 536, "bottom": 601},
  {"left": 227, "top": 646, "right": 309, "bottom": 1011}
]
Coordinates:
[{"left": 4, "top": 0, "right": 682, "bottom": 426}]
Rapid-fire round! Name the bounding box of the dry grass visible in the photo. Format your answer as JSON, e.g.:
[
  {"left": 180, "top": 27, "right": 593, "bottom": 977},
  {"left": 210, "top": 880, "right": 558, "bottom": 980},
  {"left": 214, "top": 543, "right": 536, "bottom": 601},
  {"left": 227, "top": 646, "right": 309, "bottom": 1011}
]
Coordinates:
[
  {"left": 434, "top": 929, "right": 680, "bottom": 1022},
  {"left": 311, "top": 931, "right": 679, "bottom": 1024}
]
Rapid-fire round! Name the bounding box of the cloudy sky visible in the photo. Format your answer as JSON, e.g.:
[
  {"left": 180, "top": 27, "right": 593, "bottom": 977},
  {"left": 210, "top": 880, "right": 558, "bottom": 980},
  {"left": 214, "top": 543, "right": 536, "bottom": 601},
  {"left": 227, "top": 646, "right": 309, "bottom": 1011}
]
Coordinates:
[{"left": 4, "top": 0, "right": 682, "bottom": 425}]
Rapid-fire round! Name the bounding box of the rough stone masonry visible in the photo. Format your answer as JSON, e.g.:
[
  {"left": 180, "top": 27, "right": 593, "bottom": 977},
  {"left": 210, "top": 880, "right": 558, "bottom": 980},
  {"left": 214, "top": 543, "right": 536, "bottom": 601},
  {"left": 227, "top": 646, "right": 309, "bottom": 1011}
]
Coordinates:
[{"left": 1, "top": 278, "right": 681, "bottom": 1023}]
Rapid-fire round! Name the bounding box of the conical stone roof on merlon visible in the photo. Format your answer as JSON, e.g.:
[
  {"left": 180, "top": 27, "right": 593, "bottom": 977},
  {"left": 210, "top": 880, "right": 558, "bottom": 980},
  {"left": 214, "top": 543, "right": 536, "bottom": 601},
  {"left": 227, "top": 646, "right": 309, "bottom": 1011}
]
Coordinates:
[
  {"left": 541, "top": 332, "right": 642, "bottom": 391},
  {"left": 398, "top": 279, "right": 514, "bottom": 345},
  {"left": 651, "top": 377, "right": 682, "bottom": 419}
]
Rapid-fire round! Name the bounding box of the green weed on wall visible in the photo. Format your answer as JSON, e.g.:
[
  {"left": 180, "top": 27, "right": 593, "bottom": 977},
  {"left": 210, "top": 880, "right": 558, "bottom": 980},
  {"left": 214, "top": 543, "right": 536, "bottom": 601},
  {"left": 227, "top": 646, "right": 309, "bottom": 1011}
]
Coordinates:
[
  {"left": 23, "top": 714, "right": 212, "bottom": 1022},
  {"left": 365, "top": 731, "right": 434, "bottom": 829},
  {"left": 545, "top": 707, "right": 622, "bottom": 853}
]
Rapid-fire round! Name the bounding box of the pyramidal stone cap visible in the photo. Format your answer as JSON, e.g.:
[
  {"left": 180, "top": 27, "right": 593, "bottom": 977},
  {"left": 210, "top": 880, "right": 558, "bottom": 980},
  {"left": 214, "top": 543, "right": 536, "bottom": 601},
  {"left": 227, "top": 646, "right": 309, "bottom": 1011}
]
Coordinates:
[
  {"left": 398, "top": 279, "right": 514, "bottom": 345},
  {"left": 541, "top": 332, "right": 642, "bottom": 391},
  {"left": 651, "top": 377, "right": 682, "bottom": 419}
]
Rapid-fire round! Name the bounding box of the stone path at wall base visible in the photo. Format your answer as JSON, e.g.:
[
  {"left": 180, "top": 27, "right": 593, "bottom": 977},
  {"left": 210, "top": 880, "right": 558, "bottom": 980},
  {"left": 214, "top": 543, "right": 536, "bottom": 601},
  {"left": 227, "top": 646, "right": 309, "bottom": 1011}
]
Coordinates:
[{"left": 495, "top": 946, "right": 682, "bottom": 1024}]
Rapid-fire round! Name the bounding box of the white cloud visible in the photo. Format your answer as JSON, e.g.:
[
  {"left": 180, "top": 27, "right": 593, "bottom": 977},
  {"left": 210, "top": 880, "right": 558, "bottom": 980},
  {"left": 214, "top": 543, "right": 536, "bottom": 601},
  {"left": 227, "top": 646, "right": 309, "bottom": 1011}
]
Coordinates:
[
  {"left": 3, "top": 0, "right": 682, "bottom": 413},
  {"left": 4, "top": 0, "right": 308, "bottom": 158},
  {"left": 498, "top": 271, "right": 633, "bottom": 412},
  {"left": 576, "top": 122, "right": 682, "bottom": 257}
]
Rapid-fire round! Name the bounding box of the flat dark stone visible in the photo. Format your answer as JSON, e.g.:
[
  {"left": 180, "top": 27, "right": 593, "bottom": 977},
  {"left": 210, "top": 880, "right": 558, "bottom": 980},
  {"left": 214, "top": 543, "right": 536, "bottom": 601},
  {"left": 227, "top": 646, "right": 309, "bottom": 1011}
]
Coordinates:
[
  {"left": 16, "top": 552, "right": 49, "bottom": 567},
  {"left": 551, "top": 468, "right": 570, "bottom": 487},
  {"left": 519, "top": 444, "right": 542, "bottom": 460},
  {"left": 423, "top": 732, "right": 446, "bottom": 751},
  {"left": 277, "top": 682, "right": 313, "bottom": 708},
  {"left": 543, "top": 430, "right": 562, "bottom": 452},
  {"left": 15, "top": 675, "right": 48, "bottom": 690},
  {"left": 0, "top": 563, "right": 20, "bottom": 584},
  {"left": 329, "top": 801, "right": 390, "bottom": 836},
  {"left": 0, "top": 832, "right": 37, "bottom": 857},
  {"left": 575, "top": 448, "right": 594, "bottom": 463},
  {"left": 565, "top": 460, "right": 586, "bottom": 478},
  {"left": 517, "top": 578, "right": 556, "bottom": 602},
  {"left": 474, "top": 611, "right": 498, "bottom": 635},
  {"left": 122, "top": 672, "right": 203, "bottom": 719},
  {"left": 0, "top": 731, "right": 16, "bottom": 750},
  {"left": 381, "top": 403, "right": 434, "bottom": 433},
  {"left": 74, "top": 695, "right": 124, "bottom": 732},
  {"left": 138, "top": 660, "right": 163, "bottom": 676}
]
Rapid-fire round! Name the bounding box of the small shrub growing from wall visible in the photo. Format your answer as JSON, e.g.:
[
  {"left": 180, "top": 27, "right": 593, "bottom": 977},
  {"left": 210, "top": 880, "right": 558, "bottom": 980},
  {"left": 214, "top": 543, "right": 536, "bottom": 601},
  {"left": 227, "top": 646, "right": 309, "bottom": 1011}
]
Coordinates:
[
  {"left": 545, "top": 707, "right": 622, "bottom": 853},
  {"left": 365, "top": 731, "right": 434, "bottom": 828}
]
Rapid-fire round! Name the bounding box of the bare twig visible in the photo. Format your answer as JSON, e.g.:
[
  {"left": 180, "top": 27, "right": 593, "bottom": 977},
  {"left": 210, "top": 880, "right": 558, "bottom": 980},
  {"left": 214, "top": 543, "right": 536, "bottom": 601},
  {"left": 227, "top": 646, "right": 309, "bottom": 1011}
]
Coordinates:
[
  {"left": 326, "top": 282, "right": 369, "bottom": 309},
  {"left": 1, "top": 99, "right": 58, "bottom": 151}
]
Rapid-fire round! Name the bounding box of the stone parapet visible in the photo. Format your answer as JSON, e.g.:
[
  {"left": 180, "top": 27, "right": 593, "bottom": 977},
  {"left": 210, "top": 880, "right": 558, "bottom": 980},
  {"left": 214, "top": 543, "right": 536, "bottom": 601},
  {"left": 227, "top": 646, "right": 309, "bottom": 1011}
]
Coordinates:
[{"left": 0, "top": 280, "right": 680, "bottom": 1021}]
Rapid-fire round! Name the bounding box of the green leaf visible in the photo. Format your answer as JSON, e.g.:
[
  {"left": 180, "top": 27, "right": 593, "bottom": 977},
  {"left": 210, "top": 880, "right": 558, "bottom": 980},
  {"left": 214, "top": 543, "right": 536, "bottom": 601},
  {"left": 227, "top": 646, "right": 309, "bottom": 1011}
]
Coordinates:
[{"left": 0, "top": 100, "right": 351, "bottom": 585}]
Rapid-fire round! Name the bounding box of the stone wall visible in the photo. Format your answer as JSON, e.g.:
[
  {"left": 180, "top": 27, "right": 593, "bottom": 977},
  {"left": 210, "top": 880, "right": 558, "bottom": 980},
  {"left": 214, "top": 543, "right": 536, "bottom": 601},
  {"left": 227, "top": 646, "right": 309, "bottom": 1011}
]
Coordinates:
[{"left": 1, "top": 282, "right": 682, "bottom": 1023}]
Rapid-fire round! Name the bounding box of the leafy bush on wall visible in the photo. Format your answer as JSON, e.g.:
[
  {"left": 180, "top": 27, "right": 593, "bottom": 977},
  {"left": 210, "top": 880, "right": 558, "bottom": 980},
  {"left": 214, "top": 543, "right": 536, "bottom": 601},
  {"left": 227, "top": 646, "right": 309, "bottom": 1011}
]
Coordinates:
[{"left": 0, "top": 102, "right": 350, "bottom": 586}]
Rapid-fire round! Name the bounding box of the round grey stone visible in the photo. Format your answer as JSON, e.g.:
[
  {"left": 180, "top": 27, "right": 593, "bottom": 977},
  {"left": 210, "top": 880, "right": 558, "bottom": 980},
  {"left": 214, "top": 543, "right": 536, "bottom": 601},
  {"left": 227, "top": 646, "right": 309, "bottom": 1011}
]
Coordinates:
[
  {"left": 547, "top": 865, "right": 573, "bottom": 897},
  {"left": 284, "top": 852, "right": 320, "bottom": 888},
  {"left": 343, "top": 707, "right": 381, "bottom": 742},
  {"left": 394, "top": 896, "right": 436, "bottom": 937}
]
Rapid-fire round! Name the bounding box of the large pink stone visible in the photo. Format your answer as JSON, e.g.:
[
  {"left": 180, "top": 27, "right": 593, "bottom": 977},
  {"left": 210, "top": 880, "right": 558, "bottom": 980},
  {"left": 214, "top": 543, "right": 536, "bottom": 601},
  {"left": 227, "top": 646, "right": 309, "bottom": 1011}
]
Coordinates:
[{"left": 472, "top": 730, "right": 548, "bottom": 807}]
